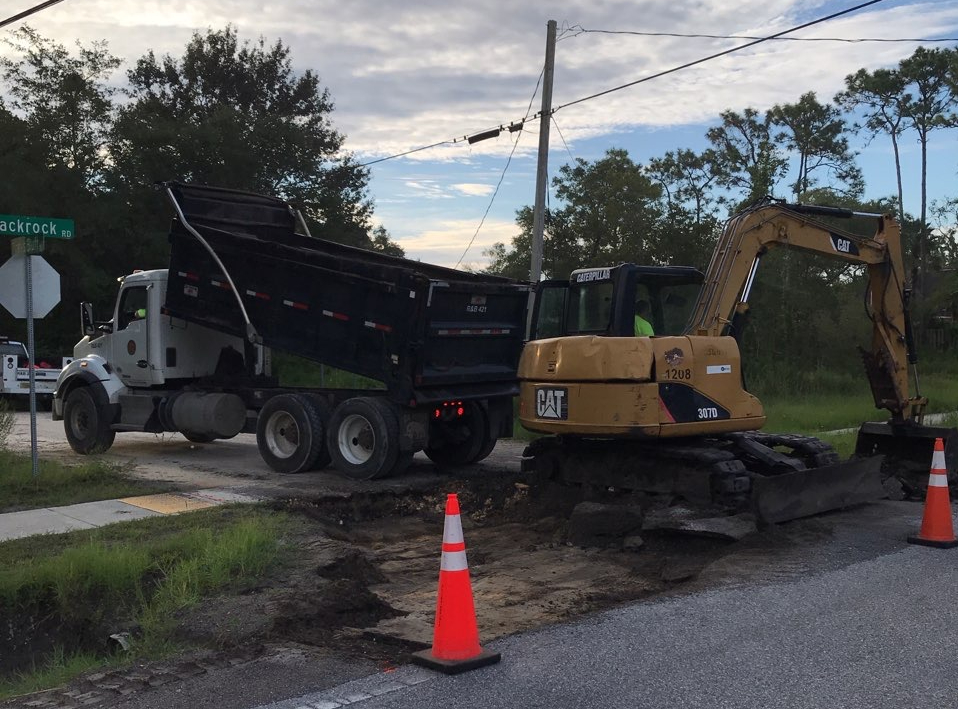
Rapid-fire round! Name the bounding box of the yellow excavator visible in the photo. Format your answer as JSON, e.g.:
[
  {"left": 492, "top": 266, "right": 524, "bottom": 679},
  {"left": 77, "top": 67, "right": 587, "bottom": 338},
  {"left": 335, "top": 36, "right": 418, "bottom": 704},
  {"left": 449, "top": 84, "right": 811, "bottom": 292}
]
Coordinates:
[{"left": 518, "top": 199, "right": 956, "bottom": 523}]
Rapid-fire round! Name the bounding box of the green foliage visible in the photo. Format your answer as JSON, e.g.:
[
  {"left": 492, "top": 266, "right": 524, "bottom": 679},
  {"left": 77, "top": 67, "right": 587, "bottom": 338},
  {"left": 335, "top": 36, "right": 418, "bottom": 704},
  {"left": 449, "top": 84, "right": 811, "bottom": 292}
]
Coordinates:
[
  {"left": 769, "top": 92, "right": 863, "bottom": 200},
  {"left": 270, "top": 351, "right": 383, "bottom": 389},
  {"left": 0, "top": 25, "right": 402, "bottom": 354},
  {"left": 0, "top": 508, "right": 288, "bottom": 695}
]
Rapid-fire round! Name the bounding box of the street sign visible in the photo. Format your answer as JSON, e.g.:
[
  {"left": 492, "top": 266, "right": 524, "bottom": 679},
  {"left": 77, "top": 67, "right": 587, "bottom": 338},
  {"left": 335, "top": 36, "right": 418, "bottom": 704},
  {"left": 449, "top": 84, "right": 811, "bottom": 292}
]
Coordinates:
[
  {"left": 0, "top": 214, "right": 74, "bottom": 240},
  {"left": 0, "top": 254, "right": 61, "bottom": 318}
]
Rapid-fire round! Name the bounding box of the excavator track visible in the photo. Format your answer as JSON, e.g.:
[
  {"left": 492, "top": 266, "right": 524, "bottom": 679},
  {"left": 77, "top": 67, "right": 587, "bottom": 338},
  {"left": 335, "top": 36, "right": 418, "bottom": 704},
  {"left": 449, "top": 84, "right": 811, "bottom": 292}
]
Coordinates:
[{"left": 521, "top": 432, "right": 883, "bottom": 524}]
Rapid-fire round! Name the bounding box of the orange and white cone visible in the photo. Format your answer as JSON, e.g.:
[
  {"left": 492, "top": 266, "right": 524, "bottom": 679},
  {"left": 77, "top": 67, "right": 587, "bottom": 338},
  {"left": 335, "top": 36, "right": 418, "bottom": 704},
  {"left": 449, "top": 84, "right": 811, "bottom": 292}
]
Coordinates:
[
  {"left": 411, "top": 493, "right": 501, "bottom": 674},
  {"left": 908, "top": 438, "right": 958, "bottom": 548}
]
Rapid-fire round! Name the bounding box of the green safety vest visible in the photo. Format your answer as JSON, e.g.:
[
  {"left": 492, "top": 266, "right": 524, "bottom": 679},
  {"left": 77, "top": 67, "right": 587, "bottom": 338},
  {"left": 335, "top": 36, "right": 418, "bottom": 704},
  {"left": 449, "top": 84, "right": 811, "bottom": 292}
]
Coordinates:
[{"left": 634, "top": 315, "right": 654, "bottom": 337}]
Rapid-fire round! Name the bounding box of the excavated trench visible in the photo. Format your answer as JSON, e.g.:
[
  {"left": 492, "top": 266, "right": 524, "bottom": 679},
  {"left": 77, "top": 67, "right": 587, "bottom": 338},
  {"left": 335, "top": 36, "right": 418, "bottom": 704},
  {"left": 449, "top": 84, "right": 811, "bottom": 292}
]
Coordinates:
[{"left": 2, "top": 471, "right": 858, "bottom": 708}]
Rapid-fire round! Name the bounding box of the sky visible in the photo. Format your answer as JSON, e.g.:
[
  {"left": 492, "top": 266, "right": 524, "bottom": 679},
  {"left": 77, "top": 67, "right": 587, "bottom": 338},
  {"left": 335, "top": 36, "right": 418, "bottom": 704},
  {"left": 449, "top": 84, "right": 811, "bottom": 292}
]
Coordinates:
[{"left": 4, "top": 0, "right": 958, "bottom": 270}]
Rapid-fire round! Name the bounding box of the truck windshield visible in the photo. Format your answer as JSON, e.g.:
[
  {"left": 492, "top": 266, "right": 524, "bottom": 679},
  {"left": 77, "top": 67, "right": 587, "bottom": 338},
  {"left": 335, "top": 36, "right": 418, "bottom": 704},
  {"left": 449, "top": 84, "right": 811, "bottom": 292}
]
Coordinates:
[{"left": 0, "top": 343, "right": 27, "bottom": 359}]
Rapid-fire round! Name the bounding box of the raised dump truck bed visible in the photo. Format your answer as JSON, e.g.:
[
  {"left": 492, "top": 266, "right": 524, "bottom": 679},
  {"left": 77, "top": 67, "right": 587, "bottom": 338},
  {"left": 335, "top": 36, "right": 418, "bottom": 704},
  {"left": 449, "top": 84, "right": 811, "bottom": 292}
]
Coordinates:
[{"left": 163, "top": 182, "right": 529, "bottom": 404}]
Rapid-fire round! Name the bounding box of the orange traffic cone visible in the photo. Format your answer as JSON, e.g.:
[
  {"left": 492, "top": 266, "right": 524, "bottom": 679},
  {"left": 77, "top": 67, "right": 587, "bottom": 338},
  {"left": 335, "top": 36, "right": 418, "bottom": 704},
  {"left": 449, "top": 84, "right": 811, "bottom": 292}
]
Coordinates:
[
  {"left": 411, "top": 493, "right": 501, "bottom": 674},
  {"left": 908, "top": 438, "right": 958, "bottom": 548}
]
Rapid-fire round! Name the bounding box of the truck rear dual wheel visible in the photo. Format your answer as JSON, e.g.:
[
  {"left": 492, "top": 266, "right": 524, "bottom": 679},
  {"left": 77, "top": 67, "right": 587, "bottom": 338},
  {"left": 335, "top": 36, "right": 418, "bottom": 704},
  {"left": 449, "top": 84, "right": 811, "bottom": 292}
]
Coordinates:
[
  {"left": 425, "top": 401, "right": 495, "bottom": 467},
  {"left": 63, "top": 386, "right": 116, "bottom": 454},
  {"left": 256, "top": 393, "right": 327, "bottom": 474},
  {"left": 327, "top": 397, "right": 403, "bottom": 480}
]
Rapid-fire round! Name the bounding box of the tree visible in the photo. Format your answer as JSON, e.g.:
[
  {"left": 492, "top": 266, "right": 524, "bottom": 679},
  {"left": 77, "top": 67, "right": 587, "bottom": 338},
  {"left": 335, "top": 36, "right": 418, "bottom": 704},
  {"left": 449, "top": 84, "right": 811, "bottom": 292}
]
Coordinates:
[
  {"left": 898, "top": 47, "right": 957, "bottom": 280},
  {"left": 646, "top": 149, "right": 723, "bottom": 269},
  {"left": 835, "top": 68, "right": 909, "bottom": 225},
  {"left": 769, "top": 92, "right": 863, "bottom": 201},
  {"left": 486, "top": 149, "right": 666, "bottom": 279},
  {"left": 110, "top": 26, "right": 384, "bottom": 249},
  {"left": 0, "top": 26, "right": 120, "bottom": 189},
  {"left": 370, "top": 226, "right": 405, "bottom": 258},
  {"left": 705, "top": 108, "right": 786, "bottom": 208}
]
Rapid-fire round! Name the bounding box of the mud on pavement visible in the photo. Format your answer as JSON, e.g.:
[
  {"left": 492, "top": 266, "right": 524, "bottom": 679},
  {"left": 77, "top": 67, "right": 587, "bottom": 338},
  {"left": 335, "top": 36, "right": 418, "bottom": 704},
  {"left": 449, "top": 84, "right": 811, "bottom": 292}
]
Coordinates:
[{"left": 1, "top": 465, "right": 919, "bottom": 709}]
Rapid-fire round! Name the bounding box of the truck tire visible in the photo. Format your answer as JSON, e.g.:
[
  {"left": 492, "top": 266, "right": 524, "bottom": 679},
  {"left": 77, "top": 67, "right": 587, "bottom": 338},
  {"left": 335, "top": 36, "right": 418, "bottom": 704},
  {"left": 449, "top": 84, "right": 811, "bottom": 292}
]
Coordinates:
[
  {"left": 470, "top": 426, "right": 498, "bottom": 464},
  {"left": 256, "top": 394, "right": 325, "bottom": 474},
  {"left": 327, "top": 397, "right": 400, "bottom": 480},
  {"left": 425, "top": 401, "right": 487, "bottom": 467},
  {"left": 299, "top": 393, "right": 333, "bottom": 471},
  {"left": 63, "top": 386, "right": 116, "bottom": 454}
]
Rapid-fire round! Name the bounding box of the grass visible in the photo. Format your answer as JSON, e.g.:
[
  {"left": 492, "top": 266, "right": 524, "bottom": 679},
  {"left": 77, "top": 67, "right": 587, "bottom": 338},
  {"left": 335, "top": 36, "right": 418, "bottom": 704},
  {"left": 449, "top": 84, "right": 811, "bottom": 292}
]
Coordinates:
[
  {"left": 0, "top": 449, "right": 170, "bottom": 513},
  {"left": 271, "top": 351, "right": 382, "bottom": 390},
  {"left": 757, "top": 370, "right": 958, "bottom": 436},
  {"left": 0, "top": 506, "right": 293, "bottom": 699}
]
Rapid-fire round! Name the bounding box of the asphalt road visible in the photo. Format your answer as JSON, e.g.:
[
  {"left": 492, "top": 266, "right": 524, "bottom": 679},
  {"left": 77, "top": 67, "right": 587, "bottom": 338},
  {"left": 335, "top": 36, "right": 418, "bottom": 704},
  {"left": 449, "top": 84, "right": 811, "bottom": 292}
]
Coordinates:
[{"left": 252, "top": 501, "right": 952, "bottom": 709}]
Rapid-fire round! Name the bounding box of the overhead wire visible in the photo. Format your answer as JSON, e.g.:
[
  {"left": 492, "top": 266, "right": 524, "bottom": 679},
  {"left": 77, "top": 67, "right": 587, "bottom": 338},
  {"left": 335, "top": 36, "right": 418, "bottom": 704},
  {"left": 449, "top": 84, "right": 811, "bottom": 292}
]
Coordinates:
[
  {"left": 452, "top": 126, "right": 524, "bottom": 269},
  {"left": 0, "top": 0, "right": 68, "bottom": 29},
  {"left": 357, "top": 0, "right": 895, "bottom": 168},
  {"left": 552, "top": 116, "right": 575, "bottom": 162},
  {"left": 566, "top": 26, "right": 958, "bottom": 44},
  {"left": 452, "top": 70, "right": 545, "bottom": 268},
  {"left": 552, "top": 0, "right": 889, "bottom": 113}
]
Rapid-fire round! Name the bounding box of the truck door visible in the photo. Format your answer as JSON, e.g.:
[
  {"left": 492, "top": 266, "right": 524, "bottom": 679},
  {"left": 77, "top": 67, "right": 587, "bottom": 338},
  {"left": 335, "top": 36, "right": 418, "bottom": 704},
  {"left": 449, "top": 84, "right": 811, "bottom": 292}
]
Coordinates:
[{"left": 111, "top": 284, "right": 154, "bottom": 387}]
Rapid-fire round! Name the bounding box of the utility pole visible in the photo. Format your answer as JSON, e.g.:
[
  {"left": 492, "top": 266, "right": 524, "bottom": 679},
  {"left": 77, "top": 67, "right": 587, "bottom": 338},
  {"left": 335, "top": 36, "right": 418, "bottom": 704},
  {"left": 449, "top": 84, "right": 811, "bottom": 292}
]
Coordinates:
[{"left": 529, "top": 19, "right": 556, "bottom": 283}]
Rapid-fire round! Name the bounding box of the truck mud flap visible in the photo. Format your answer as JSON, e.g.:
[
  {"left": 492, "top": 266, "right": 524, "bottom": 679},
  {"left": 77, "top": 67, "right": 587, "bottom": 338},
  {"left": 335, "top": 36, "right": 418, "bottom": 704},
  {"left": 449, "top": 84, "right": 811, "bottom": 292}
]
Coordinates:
[{"left": 751, "top": 455, "right": 885, "bottom": 525}]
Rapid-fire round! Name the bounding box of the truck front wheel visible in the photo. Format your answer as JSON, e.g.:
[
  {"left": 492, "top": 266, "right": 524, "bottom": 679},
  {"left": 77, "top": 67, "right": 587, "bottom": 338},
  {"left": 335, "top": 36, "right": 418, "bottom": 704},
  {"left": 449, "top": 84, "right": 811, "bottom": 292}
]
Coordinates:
[
  {"left": 327, "top": 397, "right": 401, "bottom": 480},
  {"left": 63, "top": 386, "right": 116, "bottom": 454},
  {"left": 256, "top": 394, "right": 325, "bottom": 474}
]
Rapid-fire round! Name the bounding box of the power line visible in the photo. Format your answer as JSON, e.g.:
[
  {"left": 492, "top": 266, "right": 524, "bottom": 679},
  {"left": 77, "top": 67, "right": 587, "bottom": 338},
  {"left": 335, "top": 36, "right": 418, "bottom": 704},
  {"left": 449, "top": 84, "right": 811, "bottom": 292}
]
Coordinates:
[
  {"left": 0, "top": 0, "right": 68, "bottom": 29},
  {"left": 452, "top": 126, "right": 524, "bottom": 269},
  {"left": 552, "top": 116, "right": 575, "bottom": 162},
  {"left": 553, "top": 0, "right": 890, "bottom": 112},
  {"left": 358, "top": 0, "right": 893, "bottom": 169},
  {"left": 567, "top": 26, "right": 958, "bottom": 44},
  {"left": 453, "top": 71, "right": 545, "bottom": 268}
]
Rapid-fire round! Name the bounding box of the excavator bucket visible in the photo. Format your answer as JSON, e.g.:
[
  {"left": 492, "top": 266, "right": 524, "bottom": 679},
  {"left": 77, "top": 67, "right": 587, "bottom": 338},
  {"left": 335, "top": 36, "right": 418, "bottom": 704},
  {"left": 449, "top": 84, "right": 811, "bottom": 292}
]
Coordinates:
[
  {"left": 855, "top": 421, "right": 958, "bottom": 494},
  {"left": 751, "top": 456, "right": 885, "bottom": 524}
]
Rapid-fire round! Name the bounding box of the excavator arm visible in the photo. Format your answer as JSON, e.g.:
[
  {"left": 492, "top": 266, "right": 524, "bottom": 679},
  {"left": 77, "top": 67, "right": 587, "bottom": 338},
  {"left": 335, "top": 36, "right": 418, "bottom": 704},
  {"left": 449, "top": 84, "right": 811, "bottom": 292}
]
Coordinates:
[{"left": 686, "top": 200, "right": 925, "bottom": 422}]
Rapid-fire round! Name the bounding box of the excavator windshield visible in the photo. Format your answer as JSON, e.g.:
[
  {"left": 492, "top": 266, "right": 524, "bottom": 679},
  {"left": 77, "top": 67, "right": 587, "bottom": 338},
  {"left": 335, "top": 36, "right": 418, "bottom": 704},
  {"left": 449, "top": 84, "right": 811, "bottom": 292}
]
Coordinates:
[{"left": 530, "top": 264, "right": 704, "bottom": 339}]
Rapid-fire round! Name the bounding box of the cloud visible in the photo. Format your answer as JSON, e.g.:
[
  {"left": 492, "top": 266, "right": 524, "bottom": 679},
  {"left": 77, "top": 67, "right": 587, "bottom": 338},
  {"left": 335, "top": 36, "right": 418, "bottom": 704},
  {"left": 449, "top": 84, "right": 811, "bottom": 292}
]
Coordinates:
[
  {"left": 394, "top": 217, "right": 519, "bottom": 269},
  {"left": 452, "top": 183, "right": 495, "bottom": 197},
  {"left": 12, "top": 0, "right": 957, "bottom": 164}
]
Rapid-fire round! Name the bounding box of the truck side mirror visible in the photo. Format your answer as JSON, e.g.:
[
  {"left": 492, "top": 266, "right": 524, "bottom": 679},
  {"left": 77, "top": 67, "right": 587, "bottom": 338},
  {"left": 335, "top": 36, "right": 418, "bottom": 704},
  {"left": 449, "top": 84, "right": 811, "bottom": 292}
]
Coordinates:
[{"left": 81, "top": 302, "right": 96, "bottom": 337}]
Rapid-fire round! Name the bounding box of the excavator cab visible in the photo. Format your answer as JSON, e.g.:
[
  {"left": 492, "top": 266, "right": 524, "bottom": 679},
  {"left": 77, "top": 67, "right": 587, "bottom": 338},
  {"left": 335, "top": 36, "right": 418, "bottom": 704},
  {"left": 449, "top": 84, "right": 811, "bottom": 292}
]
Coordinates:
[{"left": 530, "top": 264, "right": 705, "bottom": 340}]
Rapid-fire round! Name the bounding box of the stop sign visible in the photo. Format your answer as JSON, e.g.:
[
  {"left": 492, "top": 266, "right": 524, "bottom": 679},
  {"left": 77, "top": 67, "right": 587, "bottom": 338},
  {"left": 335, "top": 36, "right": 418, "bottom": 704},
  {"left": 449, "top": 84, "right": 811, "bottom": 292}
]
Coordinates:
[{"left": 0, "top": 254, "right": 61, "bottom": 318}]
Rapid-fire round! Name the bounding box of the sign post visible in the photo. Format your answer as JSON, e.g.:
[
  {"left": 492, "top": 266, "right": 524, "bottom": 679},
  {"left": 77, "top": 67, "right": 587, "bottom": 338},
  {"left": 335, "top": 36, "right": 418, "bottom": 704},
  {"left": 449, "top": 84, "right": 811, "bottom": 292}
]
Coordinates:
[{"left": 0, "top": 214, "right": 71, "bottom": 477}]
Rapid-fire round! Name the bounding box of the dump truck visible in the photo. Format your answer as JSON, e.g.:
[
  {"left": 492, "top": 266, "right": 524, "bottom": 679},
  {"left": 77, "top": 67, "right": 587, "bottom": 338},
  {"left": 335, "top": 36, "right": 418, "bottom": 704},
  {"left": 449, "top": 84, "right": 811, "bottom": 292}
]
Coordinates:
[
  {"left": 519, "top": 200, "right": 955, "bottom": 523},
  {"left": 53, "top": 183, "right": 530, "bottom": 479}
]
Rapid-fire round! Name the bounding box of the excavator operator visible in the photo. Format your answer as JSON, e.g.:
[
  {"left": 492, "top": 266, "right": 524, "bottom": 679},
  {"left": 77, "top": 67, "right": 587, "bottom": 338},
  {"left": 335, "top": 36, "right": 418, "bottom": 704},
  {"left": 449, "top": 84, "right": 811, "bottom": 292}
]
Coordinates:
[{"left": 634, "top": 299, "right": 654, "bottom": 336}]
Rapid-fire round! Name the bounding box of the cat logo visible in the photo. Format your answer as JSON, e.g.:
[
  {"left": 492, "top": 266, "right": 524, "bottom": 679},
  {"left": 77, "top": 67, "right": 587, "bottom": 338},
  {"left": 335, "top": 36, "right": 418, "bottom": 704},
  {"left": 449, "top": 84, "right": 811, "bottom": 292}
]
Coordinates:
[
  {"left": 535, "top": 387, "right": 568, "bottom": 420},
  {"left": 830, "top": 233, "right": 860, "bottom": 256}
]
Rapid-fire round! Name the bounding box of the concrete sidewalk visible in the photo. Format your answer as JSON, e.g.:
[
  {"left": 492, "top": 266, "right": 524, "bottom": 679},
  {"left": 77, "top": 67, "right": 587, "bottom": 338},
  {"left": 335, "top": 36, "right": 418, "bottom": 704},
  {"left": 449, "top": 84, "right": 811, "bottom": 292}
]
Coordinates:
[{"left": 0, "top": 488, "right": 261, "bottom": 543}]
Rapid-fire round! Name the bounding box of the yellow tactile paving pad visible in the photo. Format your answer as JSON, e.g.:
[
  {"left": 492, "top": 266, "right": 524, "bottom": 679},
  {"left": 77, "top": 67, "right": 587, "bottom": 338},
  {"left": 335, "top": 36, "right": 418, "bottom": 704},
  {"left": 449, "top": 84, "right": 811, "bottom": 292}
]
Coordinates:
[{"left": 119, "top": 493, "right": 217, "bottom": 514}]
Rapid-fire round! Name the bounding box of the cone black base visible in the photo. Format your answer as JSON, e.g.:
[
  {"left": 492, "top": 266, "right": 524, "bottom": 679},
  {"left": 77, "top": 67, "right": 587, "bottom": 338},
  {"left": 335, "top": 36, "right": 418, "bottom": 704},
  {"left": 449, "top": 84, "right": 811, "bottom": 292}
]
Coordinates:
[
  {"left": 907, "top": 535, "right": 958, "bottom": 548},
  {"left": 411, "top": 648, "right": 501, "bottom": 674}
]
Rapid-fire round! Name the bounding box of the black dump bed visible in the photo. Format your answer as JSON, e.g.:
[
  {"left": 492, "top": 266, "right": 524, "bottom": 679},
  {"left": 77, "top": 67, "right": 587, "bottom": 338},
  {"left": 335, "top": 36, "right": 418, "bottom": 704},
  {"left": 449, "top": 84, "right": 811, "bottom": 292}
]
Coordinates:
[{"left": 162, "top": 183, "right": 530, "bottom": 404}]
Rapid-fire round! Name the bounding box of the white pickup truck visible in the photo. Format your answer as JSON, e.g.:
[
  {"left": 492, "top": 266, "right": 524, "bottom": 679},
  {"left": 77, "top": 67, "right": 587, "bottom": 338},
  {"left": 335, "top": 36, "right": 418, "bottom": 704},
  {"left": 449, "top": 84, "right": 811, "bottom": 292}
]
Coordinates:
[{"left": 1, "top": 337, "right": 71, "bottom": 405}]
